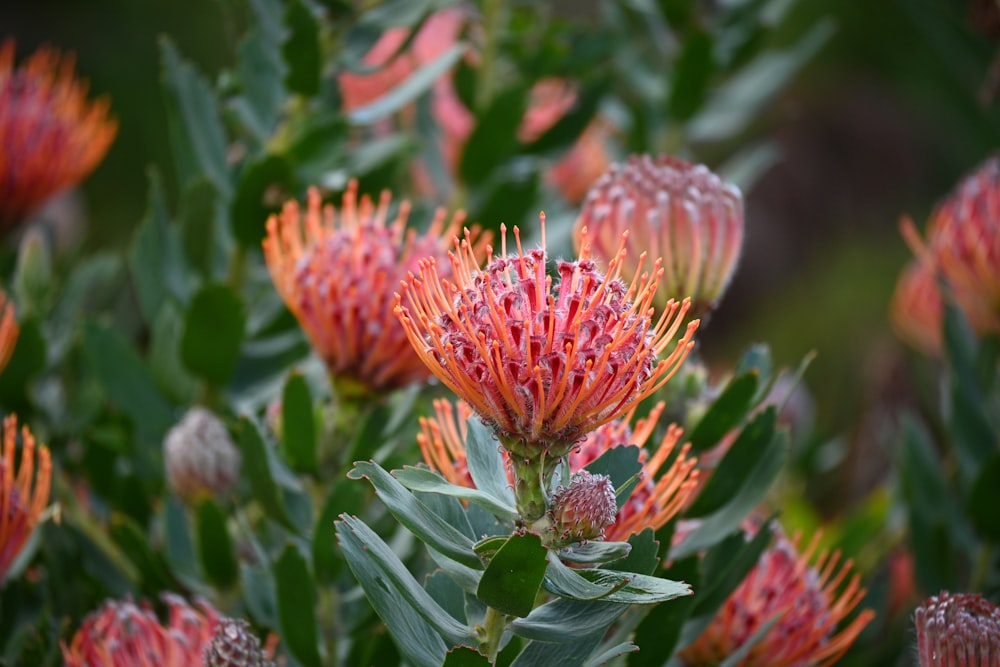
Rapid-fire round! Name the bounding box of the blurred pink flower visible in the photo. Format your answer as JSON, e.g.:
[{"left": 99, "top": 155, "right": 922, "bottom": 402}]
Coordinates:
[{"left": 914, "top": 591, "right": 1000, "bottom": 666}]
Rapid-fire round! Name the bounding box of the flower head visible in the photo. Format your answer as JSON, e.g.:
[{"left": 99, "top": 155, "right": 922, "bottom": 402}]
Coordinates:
[
  {"left": 0, "top": 414, "right": 51, "bottom": 583},
  {"left": 163, "top": 407, "right": 241, "bottom": 502},
  {"left": 0, "top": 40, "right": 117, "bottom": 228},
  {"left": 569, "top": 402, "right": 699, "bottom": 542},
  {"left": 264, "top": 180, "right": 483, "bottom": 397},
  {"left": 62, "top": 594, "right": 220, "bottom": 667},
  {"left": 0, "top": 288, "right": 19, "bottom": 377},
  {"left": 914, "top": 591, "right": 1000, "bottom": 666},
  {"left": 203, "top": 618, "right": 276, "bottom": 667},
  {"left": 576, "top": 155, "right": 744, "bottom": 319},
  {"left": 396, "top": 218, "right": 699, "bottom": 457},
  {"left": 900, "top": 156, "right": 1000, "bottom": 340},
  {"left": 548, "top": 470, "right": 617, "bottom": 544},
  {"left": 680, "top": 527, "right": 874, "bottom": 667},
  {"left": 890, "top": 260, "right": 944, "bottom": 355}
]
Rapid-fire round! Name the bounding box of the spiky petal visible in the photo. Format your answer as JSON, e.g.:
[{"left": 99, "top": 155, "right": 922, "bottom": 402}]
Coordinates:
[
  {"left": 0, "top": 40, "right": 117, "bottom": 228},
  {"left": 396, "top": 217, "right": 699, "bottom": 457},
  {"left": 0, "top": 414, "right": 51, "bottom": 584},
  {"left": 680, "top": 527, "right": 874, "bottom": 667},
  {"left": 264, "top": 181, "right": 483, "bottom": 397},
  {"left": 915, "top": 591, "right": 1000, "bottom": 666},
  {"left": 62, "top": 594, "right": 220, "bottom": 667},
  {"left": 576, "top": 155, "right": 743, "bottom": 319}
]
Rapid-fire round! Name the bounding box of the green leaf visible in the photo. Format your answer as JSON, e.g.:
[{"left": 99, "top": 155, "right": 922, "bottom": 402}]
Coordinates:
[
  {"left": 181, "top": 283, "right": 246, "bottom": 385},
  {"left": 692, "top": 522, "right": 772, "bottom": 618},
  {"left": 967, "top": 452, "right": 1000, "bottom": 542},
  {"left": 13, "top": 227, "right": 53, "bottom": 320},
  {"left": 281, "top": 372, "right": 317, "bottom": 473},
  {"left": 313, "top": 478, "right": 368, "bottom": 584},
  {"left": 686, "top": 407, "right": 776, "bottom": 516},
  {"left": 557, "top": 540, "right": 632, "bottom": 566},
  {"left": 394, "top": 467, "right": 518, "bottom": 520},
  {"left": 673, "top": 430, "right": 787, "bottom": 559},
  {"left": 234, "top": 417, "right": 295, "bottom": 530},
  {"left": 510, "top": 599, "right": 628, "bottom": 643},
  {"left": 234, "top": 29, "right": 285, "bottom": 144},
  {"left": 572, "top": 569, "right": 690, "bottom": 605},
  {"left": 608, "top": 528, "right": 659, "bottom": 575},
  {"left": 628, "top": 556, "right": 699, "bottom": 667},
  {"left": 444, "top": 648, "right": 493, "bottom": 666},
  {"left": 544, "top": 554, "right": 634, "bottom": 602},
  {"left": 82, "top": 321, "right": 174, "bottom": 438},
  {"left": 347, "top": 461, "right": 481, "bottom": 568},
  {"left": 717, "top": 612, "right": 784, "bottom": 667},
  {"left": 0, "top": 319, "right": 46, "bottom": 411},
  {"left": 178, "top": 178, "right": 223, "bottom": 279},
  {"left": 687, "top": 20, "right": 833, "bottom": 143},
  {"left": 478, "top": 533, "right": 549, "bottom": 618},
  {"left": 231, "top": 154, "right": 295, "bottom": 247},
  {"left": 129, "top": 169, "right": 190, "bottom": 326},
  {"left": 149, "top": 302, "right": 198, "bottom": 405},
  {"left": 163, "top": 495, "right": 199, "bottom": 585},
  {"left": 284, "top": 0, "right": 321, "bottom": 95},
  {"left": 348, "top": 43, "right": 467, "bottom": 125},
  {"left": 584, "top": 445, "right": 642, "bottom": 511},
  {"left": 466, "top": 417, "right": 517, "bottom": 507},
  {"left": 734, "top": 343, "right": 772, "bottom": 399},
  {"left": 159, "top": 37, "right": 231, "bottom": 197},
  {"left": 523, "top": 79, "right": 606, "bottom": 156},
  {"left": 242, "top": 562, "right": 278, "bottom": 628},
  {"left": 337, "top": 515, "right": 476, "bottom": 648},
  {"left": 195, "top": 499, "right": 238, "bottom": 589},
  {"left": 110, "top": 515, "right": 177, "bottom": 595},
  {"left": 667, "top": 30, "right": 714, "bottom": 120},
  {"left": 460, "top": 85, "right": 529, "bottom": 185},
  {"left": 687, "top": 371, "right": 758, "bottom": 453},
  {"left": 274, "top": 544, "right": 323, "bottom": 667}
]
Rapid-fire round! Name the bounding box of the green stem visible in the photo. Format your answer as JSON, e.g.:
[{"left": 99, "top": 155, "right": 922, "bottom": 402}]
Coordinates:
[
  {"left": 227, "top": 244, "right": 248, "bottom": 289},
  {"left": 475, "top": 0, "right": 506, "bottom": 113},
  {"left": 478, "top": 605, "right": 508, "bottom": 663},
  {"left": 971, "top": 543, "right": 994, "bottom": 592},
  {"left": 509, "top": 456, "right": 548, "bottom": 523},
  {"left": 319, "top": 585, "right": 340, "bottom": 665}
]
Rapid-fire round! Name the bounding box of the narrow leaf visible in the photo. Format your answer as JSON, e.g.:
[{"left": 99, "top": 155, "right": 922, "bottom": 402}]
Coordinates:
[
  {"left": 394, "top": 467, "right": 517, "bottom": 520},
  {"left": 195, "top": 499, "right": 238, "bottom": 589},
  {"left": 465, "top": 418, "right": 516, "bottom": 507},
  {"left": 584, "top": 445, "right": 642, "bottom": 510},
  {"left": 274, "top": 544, "right": 323, "bottom": 667},
  {"left": 687, "top": 372, "right": 757, "bottom": 453},
  {"left": 181, "top": 283, "right": 246, "bottom": 385},
  {"left": 234, "top": 417, "right": 295, "bottom": 530},
  {"left": 281, "top": 372, "right": 317, "bottom": 473},
  {"left": 284, "top": 0, "right": 321, "bottom": 95}
]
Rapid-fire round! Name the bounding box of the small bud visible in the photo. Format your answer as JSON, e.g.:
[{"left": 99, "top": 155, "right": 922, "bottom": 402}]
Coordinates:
[
  {"left": 164, "top": 407, "right": 241, "bottom": 502},
  {"left": 548, "top": 471, "right": 617, "bottom": 544},
  {"left": 915, "top": 591, "right": 1000, "bottom": 666},
  {"left": 203, "top": 618, "right": 275, "bottom": 667}
]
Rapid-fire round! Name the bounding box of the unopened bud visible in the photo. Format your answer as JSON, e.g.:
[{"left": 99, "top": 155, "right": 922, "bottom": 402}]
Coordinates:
[
  {"left": 915, "top": 591, "right": 1000, "bottom": 666},
  {"left": 203, "top": 618, "right": 274, "bottom": 667},
  {"left": 548, "top": 471, "right": 617, "bottom": 544},
  {"left": 164, "top": 407, "right": 241, "bottom": 502}
]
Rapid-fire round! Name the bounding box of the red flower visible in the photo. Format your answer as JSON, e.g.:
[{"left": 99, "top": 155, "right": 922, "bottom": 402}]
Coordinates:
[
  {"left": 890, "top": 260, "right": 943, "bottom": 355},
  {"left": 0, "top": 414, "right": 50, "bottom": 584},
  {"left": 264, "top": 181, "right": 486, "bottom": 397},
  {"left": 62, "top": 594, "right": 220, "bottom": 667},
  {"left": 576, "top": 155, "right": 744, "bottom": 319},
  {"left": 0, "top": 288, "right": 19, "bottom": 377},
  {"left": 680, "top": 527, "right": 874, "bottom": 667},
  {"left": 0, "top": 40, "right": 117, "bottom": 228},
  {"left": 915, "top": 591, "right": 1000, "bottom": 666},
  {"left": 396, "top": 219, "right": 699, "bottom": 456}
]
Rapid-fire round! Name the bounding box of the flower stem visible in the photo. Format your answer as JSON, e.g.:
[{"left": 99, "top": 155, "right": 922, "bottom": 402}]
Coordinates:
[
  {"left": 478, "top": 605, "right": 508, "bottom": 663},
  {"left": 509, "top": 456, "right": 547, "bottom": 523}
]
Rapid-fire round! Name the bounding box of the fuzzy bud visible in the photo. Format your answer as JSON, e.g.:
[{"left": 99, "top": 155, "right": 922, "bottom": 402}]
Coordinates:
[
  {"left": 548, "top": 471, "right": 618, "bottom": 543},
  {"left": 915, "top": 591, "right": 1000, "bottom": 666},
  {"left": 203, "top": 618, "right": 274, "bottom": 667},
  {"left": 164, "top": 407, "right": 241, "bottom": 502}
]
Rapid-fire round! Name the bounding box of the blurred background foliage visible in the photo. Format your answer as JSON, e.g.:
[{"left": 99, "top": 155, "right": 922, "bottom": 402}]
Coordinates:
[{"left": 1, "top": 0, "right": 999, "bottom": 664}]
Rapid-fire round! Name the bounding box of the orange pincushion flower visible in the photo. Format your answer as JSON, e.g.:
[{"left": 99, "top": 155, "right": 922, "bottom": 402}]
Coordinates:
[
  {"left": 576, "top": 155, "right": 744, "bottom": 319},
  {"left": 396, "top": 220, "right": 699, "bottom": 455},
  {"left": 264, "top": 181, "right": 483, "bottom": 396},
  {"left": 890, "top": 260, "right": 944, "bottom": 355},
  {"left": 0, "top": 414, "right": 51, "bottom": 583},
  {"left": 419, "top": 398, "right": 698, "bottom": 542},
  {"left": 0, "top": 288, "right": 19, "bottom": 376},
  {"left": 680, "top": 527, "right": 874, "bottom": 667},
  {"left": 0, "top": 40, "right": 117, "bottom": 228},
  {"left": 900, "top": 156, "right": 1000, "bottom": 341},
  {"left": 62, "top": 594, "right": 220, "bottom": 667}
]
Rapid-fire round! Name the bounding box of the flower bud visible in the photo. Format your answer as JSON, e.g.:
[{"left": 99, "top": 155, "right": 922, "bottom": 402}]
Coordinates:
[
  {"left": 203, "top": 618, "right": 275, "bottom": 667},
  {"left": 548, "top": 471, "right": 617, "bottom": 543},
  {"left": 164, "top": 407, "right": 241, "bottom": 502},
  {"left": 915, "top": 591, "right": 1000, "bottom": 666}
]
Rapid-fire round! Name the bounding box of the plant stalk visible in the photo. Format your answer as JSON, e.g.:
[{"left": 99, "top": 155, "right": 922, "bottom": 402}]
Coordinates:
[{"left": 479, "top": 605, "right": 508, "bottom": 663}]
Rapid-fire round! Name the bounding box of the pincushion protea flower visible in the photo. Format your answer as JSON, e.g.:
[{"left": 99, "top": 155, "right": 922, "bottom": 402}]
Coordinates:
[
  {"left": 679, "top": 527, "right": 874, "bottom": 667},
  {"left": 899, "top": 156, "right": 1000, "bottom": 342},
  {"left": 204, "top": 618, "right": 277, "bottom": 667},
  {"left": 548, "top": 470, "right": 617, "bottom": 544},
  {"left": 0, "top": 40, "right": 117, "bottom": 228},
  {"left": 62, "top": 594, "right": 220, "bottom": 667},
  {"left": 576, "top": 155, "right": 743, "bottom": 319},
  {"left": 890, "top": 260, "right": 944, "bottom": 355},
  {"left": 396, "top": 219, "right": 698, "bottom": 455},
  {"left": 418, "top": 398, "right": 699, "bottom": 541},
  {"left": 914, "top": 591, "right": 1000, "bottom": 666},
  {"left": 0, "top": 288, "right": 19, "bottom": 376},
  {"left": 163, "top": 407, "right": 241, "bottom": 502},
  {"left": 0, "top": 414, "right": 51, "bottom": 584},
  {"left": 264, "top": 180, "right": 486, "bottom": 397}
]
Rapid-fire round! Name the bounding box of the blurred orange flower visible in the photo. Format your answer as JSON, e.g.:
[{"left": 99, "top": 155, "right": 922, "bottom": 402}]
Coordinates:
[{"left": 0, "top": 414, "right": 50, "bottom": 584}]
